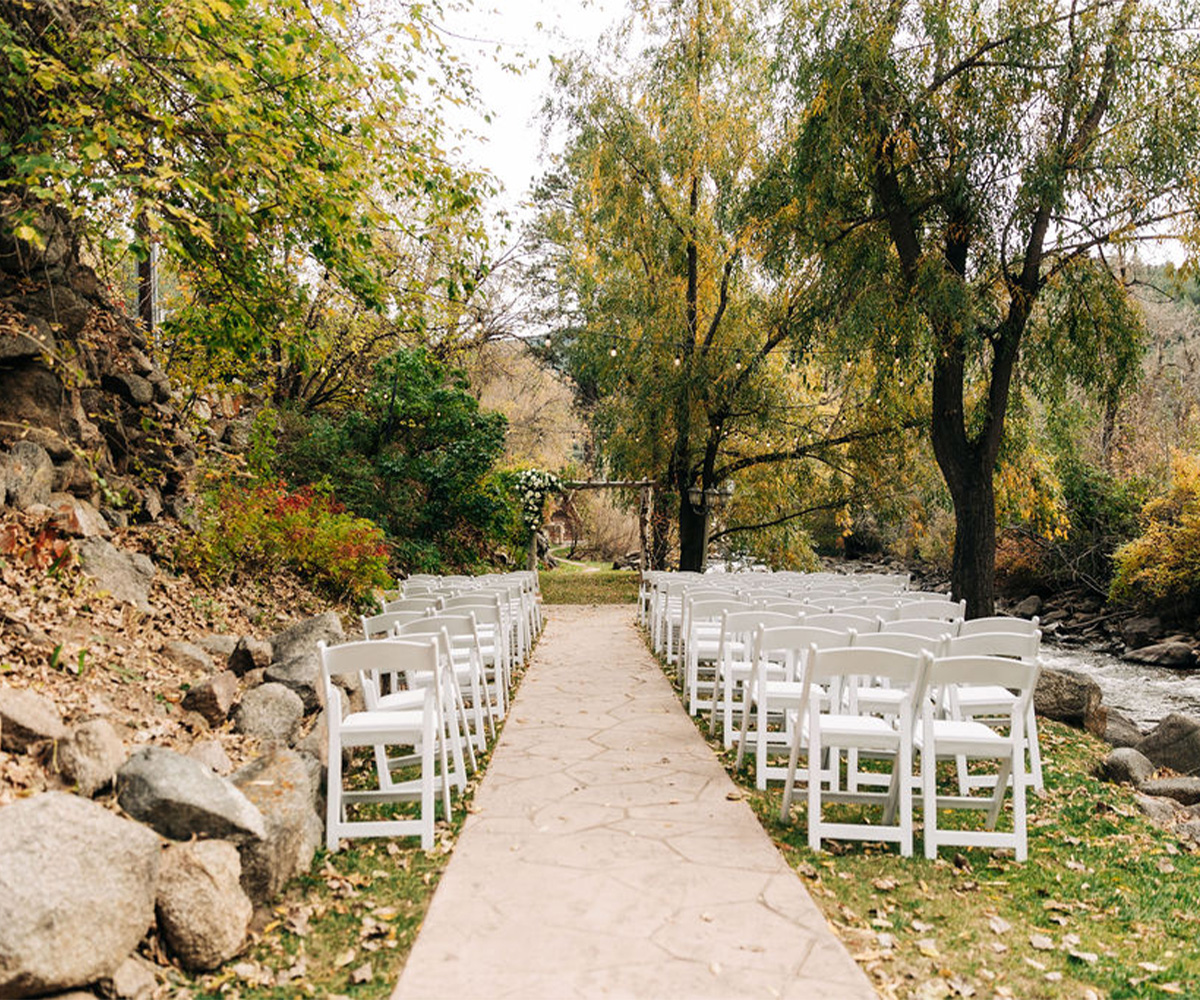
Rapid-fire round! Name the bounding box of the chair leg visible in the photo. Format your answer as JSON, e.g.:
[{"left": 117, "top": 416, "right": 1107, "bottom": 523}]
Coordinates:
[
  {"left": 326, "top": 734, "right": 343, "bottom": 852},
  {"left": 807, "top": 721, "right": 822, "bottom": 852},
  {"left": 1026, "top": 702, "right": 1044, "bottom": 791},
  {"left": 421, "top": 709, "right": 435, "bottom": 850},
  {"left": 922, "top": 742, "right": 937, "bottom": 860}
]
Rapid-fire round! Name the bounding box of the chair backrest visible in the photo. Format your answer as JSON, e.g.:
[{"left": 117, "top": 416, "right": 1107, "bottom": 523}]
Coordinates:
[
  {"left": 807, "top": 644, "right": 924, "bottom": 690},
  {"left": 401, "top": 614, "right": 480, "bottom": 645},
  {"left": 803, "top": 612, "right": 879, "bottom": 633},
  {"left": 383, "top": 596, "right": 442, "bottom": 614},
  {"left": 443, "top": 594, "right": 503, "bottom": 613},
  {"left": 754, "top": 624, "right": 849, "bottom": 666},
  {"left": 896, "top": 590, "right": 953, "bottom": 602},
  {"left": 945, "top": 630, "right": 1040, "bottom": 661},
  {"left": 720, "top": 610, "right": 796, "bottom": 642},
  {"left": 881, "top": 618, "right": 957, "bottom": 640},
  {"left": 852, "top": 630, "right": 947, "bottom": 658},
  {"left": 840, "top": 604, "right": 900, "bottom": 622},
  {"left": 318, "top": 636, "right": 440, "bottom": 712},
  {"left": 756, "top": 600, "right": 809, "bottom": 616},
  {"left": 958, "top": 615, "right": 1040, "bottom": 636},
  {"left": 896, "top": 598, "right": 966, "bottom": 621},
  {"left": 361, "top": 610, "right": 426, "bottom": 640},
  {"left": 926, "top": 654, "right": 1041, "bottom": 710}
]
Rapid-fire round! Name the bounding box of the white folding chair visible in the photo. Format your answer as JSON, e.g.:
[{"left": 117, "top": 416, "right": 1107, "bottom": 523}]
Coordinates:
[
  {"left": 918, "top": 654, "right": 1042, "bottom": 862},
  {"left": 708, "top": 610, "right": 797, "bottom": 745},
  {"left": 383, "top": 596, "right": 442, "bottom": 615},
  {"left": 361, "top": 610, "right": 427, "bottom": 640},
  {"left": 882, "top": 617, "right": 958, "bottom": 641},
  {"left": 780, "top": 645, "right": 925, "bottom": 857},
  {"left": 682, "top": 596, "right": 752, "bottom": 713},
  {"left": 958, "top": 615, "right": 1040, "bottom": 636},
  {"left": 896, "top": 598, "right": 965, "bottom": 621},
  {"left": 802, "top": 612, "right": 880, "bottom": 634},
  {"left": 320, "top": 638, "right": 444, "bottom": 851},
  {"left": 400, "top": 616, "right": 493, "bottom": 752}
]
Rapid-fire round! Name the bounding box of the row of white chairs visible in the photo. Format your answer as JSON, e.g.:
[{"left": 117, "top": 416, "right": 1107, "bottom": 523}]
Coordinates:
[{"left": 319, "top": 572, "right": 543, "bottom": 851}]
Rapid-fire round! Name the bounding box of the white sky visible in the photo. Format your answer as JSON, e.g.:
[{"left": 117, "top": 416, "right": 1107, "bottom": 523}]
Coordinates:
[{"left": 435, "top": 1, "right": 625, "bottom": 226}]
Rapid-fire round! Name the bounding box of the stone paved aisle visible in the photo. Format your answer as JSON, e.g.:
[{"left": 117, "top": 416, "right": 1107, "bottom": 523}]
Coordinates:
[{"left": 392, "top": 605, "right": 876, "bottom": 1000}]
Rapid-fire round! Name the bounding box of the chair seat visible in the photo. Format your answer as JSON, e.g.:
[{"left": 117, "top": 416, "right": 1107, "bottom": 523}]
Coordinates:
[
  {"left": 339, "top": 708, "right": 427, "bottom": 746},
  {"left": 954, "top": 684, "right": 1017, "bottom": 710},
  {"left": 916, "top": 718, "right": 1014, "bottom": 754},
  {"left": 819, "top": 713, "right": 900, "bottom": 749}
]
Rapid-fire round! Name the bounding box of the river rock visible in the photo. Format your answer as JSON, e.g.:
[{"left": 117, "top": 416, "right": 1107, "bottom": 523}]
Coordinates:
[
  {"left": 181, "top": 672, "right": 239, "bottom": 726},
  {"left": 1014, "top": 595, "right": 1043, "bottom": 618},
  {"left": 1034, "top": 667, "right": 1105, "bottom": 734},
  {"left": 231, "top": 747, "right": 322, "bottom": 904},
  {"left": 0, "top": 792, "right": 159, "bottom": 998},
  {"left": 155, "top": 840, "right": 252, "bottom": 972},
  {"left": 1133, "top": 792, "right": 1183, "bottom": 825},
  {"left": 1137, "top": 714, "right": 1200, "bottom": 776},
  {"left": 1122, "top": 641, "right": 1197, "bottom": 670},
  {"left": 0, "top": 685, "right": 66, "bottom": 752},
  {"left": 76, "top": 537, "right": 156, "bottom": 612},
  {"left": 1103, "top": 708, "right": 1144, "bottom": 748},
  {"left": 264, "top": 612, "right": 343, "bottom": 711},
  {"left": 96, "top": 955, "right": 157, "bottom": 1000},
  {"left": 162, "top": 640, "right": 214, "bottom": 674},
  {"left": 47, "top": 493, "right": 111, "bottom": 538},
  {"left": 117, "top": 746, "right": 265, "bottom": 842},
  {"left": 1138, "top": 776, "right": 1200, "bottom": 806},
  {"left": 1100, "top": 747, "right": 1155, "bottom": 786},
  {"left": 197, "top": 633, "right": 239, "bottom": 658},
  {"left": 58, "top": 718, "right": 126, "bottom": 796},
  {"left": 100, "top": 372, "right": 154, "bottom": 407},
  {"left": 1121, "top": 615, "right": 1164, "bottom": 650},
  {"left": 1, "top": 440, "right": 53, "bottom": 509},
  {"left": 227, "top": 635, "right": 272, "bottom": 676},
  {"left": 187, "top": 739, "right": 234, "bottom": 776},
  {"left": 233, "top": 683, "right": 304, "bottom": 743}
]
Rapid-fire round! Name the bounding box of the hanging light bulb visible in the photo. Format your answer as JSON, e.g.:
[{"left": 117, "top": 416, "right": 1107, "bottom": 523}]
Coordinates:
[
  {"left": 544, "top": 336, "right": 552, "bottom": 348},
  {"left": 674, "top": 356, "right": 682, "bottom": 366},
  {"left": 609, "top": 346, "right": 617, "bottom": 357}
]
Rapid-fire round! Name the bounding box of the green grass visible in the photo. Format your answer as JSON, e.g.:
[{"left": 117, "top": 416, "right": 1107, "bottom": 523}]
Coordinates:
[
  {"left": 539, "top": 568, "right": 639, "bottom": 604},
  {"left": 657, "top": 646, "right": 1200, "bottom": 999}
]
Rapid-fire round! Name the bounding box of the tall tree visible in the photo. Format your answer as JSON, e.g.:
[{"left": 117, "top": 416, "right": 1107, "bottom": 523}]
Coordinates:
[
  {"left": 532, "top": 0, "right": 914, "bottom": 570},
  {"left": 775, "top": 0, "right": 1200, "bottom": 614}
]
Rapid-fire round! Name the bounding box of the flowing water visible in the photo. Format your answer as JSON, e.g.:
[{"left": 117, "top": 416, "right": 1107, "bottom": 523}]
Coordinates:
[{"left": 1043, "top": 643, "right": 1200, "bottom": 727}]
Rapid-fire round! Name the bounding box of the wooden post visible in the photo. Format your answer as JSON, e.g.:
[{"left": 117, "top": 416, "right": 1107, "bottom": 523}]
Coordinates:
[
  {"left": 638, "top": 485, "right": 650, "bottom": 574},
  {"left": 527, "top": 532, "right": 537, "bottom": 572}
]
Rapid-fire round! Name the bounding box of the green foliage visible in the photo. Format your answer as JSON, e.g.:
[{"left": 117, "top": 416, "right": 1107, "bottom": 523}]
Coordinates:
[
  {"left": 177, "top": 476, "right": 390, "bottom": 604},
  {"left": 1110, "top": 454, "right": 1200, "bottom": 618},
  {"left": 278, "top": 347, "right": 510, "bottom": 572}
]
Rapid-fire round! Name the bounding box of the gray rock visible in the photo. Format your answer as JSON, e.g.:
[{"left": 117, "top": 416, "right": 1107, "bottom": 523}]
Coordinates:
[
  {"left": 101, "top": 372, "right": 154, "bottom": 407},
  {"left": 1100, "top": 747, "right": 1155, "bottom": 786},
  {"left": 1139, "top": 776, "right": 1200, "bottom": 806},
  {"left": 1104, "top": 709, "right": 1144, "bottom": 748},
  {"left": 96, "top": 955, "right": 157, "bottom": 1000},
  {"left": 265, "top": 613, "right": 343, "bottom": 711},
  {"left": 47, "top": 493, "right": 111, "bottom": 538},
  {"left": 233, "top": 683, "right": 304, "bottom": 743},
  {"left": 1, "top": 440, "right": 53, "bottom": 509},
  {"left": 117, "top": 746, "right": 265, "bottom": 842},
  {"left": 1133, "top": 792, "right": 1183, "bottom": 825},
  {"left": 0, "top": 685, "right": 66, "bottom": 752},
  {"left": 1034, "top": 667, "right": 1105, "bottom": 735},
  {"left": 0, "top": 793, "right": 159, "bottom": 998},
  {"left": 76, "top": 537, "right": 156, "bottom": 612},
  {"left": 293, "top": 710, "right": 330, "bottom": 765},
  {"left": 187, "top": 739, "right": 234, "bottom": 776},
  {"left": 162, "top": 640, "right": 214, "bottom": 673},
  {"left": 0, "top": 314, "right": 55, "bottom": 362},
  {"left": 1014, "top": 595, "right": 1043, "bottom": 618},
  {"left": 197, "top": 633, "right": 240, "bottom": 658},
  {"left": 295, "top": 749, "right": 327, "bottom": 817},
  {"left": 1121, "top": 615, "right": 1164, "bottom": 650},
  {"left": 227, "top": 635, "right": 272, "bottom": 676},
  {"left": 181, "top": 672, "right": 239, "bottom": 727},
  {"left": 1137, "top": 713, "right": 1200, "bottom": 776},
  {"left": 58, "top": 718, "right": 127, "bottom": 796},
  {"left": 1123, "top": 641, "right": 1197, "bottom": 670},
  {"left": 155, "top": 840, "right": 252, "bottom": 972},
  {"left": 232, "top": 748, "right": 322, "bottom": 904}
]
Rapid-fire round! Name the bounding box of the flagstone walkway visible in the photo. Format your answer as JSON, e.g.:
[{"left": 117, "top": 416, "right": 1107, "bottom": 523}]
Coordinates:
[{"left": 392, "top": 604, "right": 876, "bottom": 1000}]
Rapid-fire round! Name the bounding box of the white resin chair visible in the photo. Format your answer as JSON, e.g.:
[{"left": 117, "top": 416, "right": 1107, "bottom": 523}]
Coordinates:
[
  {"left": 918, "top": 654, "right": 1042, "bottom": 862},
  {"left": 707, "top": 610, "right": 797, "bottom": 745}
]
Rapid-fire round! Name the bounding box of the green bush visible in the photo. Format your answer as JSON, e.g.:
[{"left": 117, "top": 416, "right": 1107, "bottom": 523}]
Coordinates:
[
  {"left": 177, "top": 475, "right": 391, "bottom": 603},
  {"left": 1110, "top": 454, "right": 1200, "bottom": 618}
]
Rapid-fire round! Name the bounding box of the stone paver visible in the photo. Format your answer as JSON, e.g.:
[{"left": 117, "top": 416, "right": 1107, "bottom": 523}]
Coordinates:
[{"left": 393, "top": 605, "right": 876, "bottom": 1000}]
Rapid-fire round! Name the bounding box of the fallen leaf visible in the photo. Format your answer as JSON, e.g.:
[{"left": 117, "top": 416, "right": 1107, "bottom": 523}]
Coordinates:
[
  {"left": 1069, "top": 950, "right": 1099, "bottom": 965},
  {"left": 1030, "top": 934, "right": 1054, "bottom": 951},
  {"left": 872, "top": 877, "right": 897, "bottom": 891},
  {"left": 916, "top": 938, "right": 940, "bottom": 958},
  {"left": 350, "top": 962, "right": 373, "bottom": 984},
  {"left": 988, "top": 915, "right": 1010, "bottom": 936},
  {"left": 911, "top": 919, "right": 935, "bottom": 932},
  {"left": 334, "top": 948, "right": 357, "bottom": 969}
]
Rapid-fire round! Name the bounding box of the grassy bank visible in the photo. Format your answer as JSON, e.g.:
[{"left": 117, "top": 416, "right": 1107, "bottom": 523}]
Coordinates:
[
  {"left": 539, "top": 568, "right": 639, "bottom": 604},
  {"left": 686, "top": 694, "right": 1200, "bottom": 998}
]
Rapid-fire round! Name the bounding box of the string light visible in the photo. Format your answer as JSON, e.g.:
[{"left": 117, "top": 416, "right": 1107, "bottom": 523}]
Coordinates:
[
  {"left": 674, "top": 356, "right": 681, "bottom": 366},
  {"left": 544, "top": 336, "right": 552, "bottom": 348},
  {"left": 609, "top": 347, "right": 617, "bottom": 357}
]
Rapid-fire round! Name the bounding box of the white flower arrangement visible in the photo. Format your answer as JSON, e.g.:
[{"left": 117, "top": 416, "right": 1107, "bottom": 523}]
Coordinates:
[{"left": 515, "top": 468, "right": 564, "bottom": 534}]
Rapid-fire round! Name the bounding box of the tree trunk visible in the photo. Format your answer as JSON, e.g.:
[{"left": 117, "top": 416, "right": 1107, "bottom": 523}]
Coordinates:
[
  {"left": 677, "top": 486, "right": 707, "bottom": 571},
  {"left": 948, "top": 473, "right": 997, "bottom": 618},
  {"left": 650, "top": 489, "right": 672, "bottom": 570}
]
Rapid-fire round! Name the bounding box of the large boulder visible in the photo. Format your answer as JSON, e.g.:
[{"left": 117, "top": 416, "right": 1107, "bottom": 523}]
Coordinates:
[
  {"left": 187, "top": 739, "right": 234, "bottom": 776},
  {"left": 1014, "top": 595, "right": 1043, "bottom": 618},
  {"left": 1139, "top": 776, "right": 1200, "bottom": 806},
  {"left": 232, "top": 683, "right": 303, "bottom": 743},
  {"left": 181, "top": 672, "right": 239, "bottom": 727},
  {"left": 155, "top": 841, "right": 252, "bottom": 972},
  {"left": 58, "top": 718, "right": 127, "bottom": 797},
  {"left": 0, "top": 440, "right": 53, "bottom": 509},
  {"left": 264, "top": 613, "right": 343, "bottom": 711},
  {"left": 117, "top": 746, "right": 265, "bottom": 842},
  {"left": 76, "top": 537, "right": 156, "bottom": 612},
  {"left": 0, "top": 685, "right": 66, "bottom": 752},
  {"left": 1099, "top": 747, "right": 1155, "bottom": 787},
  {"left": 162, "top": 640, "right": 214, "bottom": 674},
  {"left": 1103, "top": 709, "right": 1144, "bottom": 749},
  {"left": 1122, "top": 641, "right": 1198, "bottom": 670},
  {"left": 1121, "top": 615, "right": 1164, "bottom": 650},
  {"left": 227, "top": 635, "right": 272, "bottom": 676},
  {"left": 1034, "top": 667, "right": 1105, "bottom": 735},
  {"left": 1137, "top": 714, "right": 1200, "bottom": 776},
  {"left": 197, "top": 633, "right": 240, "bottom": 658},
  {"left": 47, "top": 493, "right": 110, "bottom": 538},
  {"left": 0, "top": 793, "right": 159, "bottom": 998},
  {"left": 231, "top": 748, "right": 322, "bottom": 904}
]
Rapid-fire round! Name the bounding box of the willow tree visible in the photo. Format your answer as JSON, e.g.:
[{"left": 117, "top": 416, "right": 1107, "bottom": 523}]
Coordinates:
[
  {"left": 775, "top": 0, "right": 1200, "bottom": 614},
  {"left": 532, "top": 0, "right": 916, "bottom": 570}
]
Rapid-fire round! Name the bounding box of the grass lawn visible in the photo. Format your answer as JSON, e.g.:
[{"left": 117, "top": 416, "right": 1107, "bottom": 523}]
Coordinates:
[
  {"left": 686, "top": 683, "right": 1200, "bottom": 998},
  {"left": 539, "top": 568, "right": 639, "bottom": 604}
]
